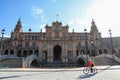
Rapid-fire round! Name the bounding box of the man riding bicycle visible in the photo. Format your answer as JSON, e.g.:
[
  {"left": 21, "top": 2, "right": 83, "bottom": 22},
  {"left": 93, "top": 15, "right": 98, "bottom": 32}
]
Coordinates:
[{"left": 87, "top": 58, "right": 95, "bottom": 73}]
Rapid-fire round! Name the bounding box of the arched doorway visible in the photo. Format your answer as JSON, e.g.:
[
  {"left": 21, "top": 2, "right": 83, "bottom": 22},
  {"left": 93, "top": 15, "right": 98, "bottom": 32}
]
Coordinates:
[
  {"left": 99, "top": 49, "right": 102, "bottom": 54},
  {"left": 30, "top": 59, "right": 39, "bottom": 68},
  {"left": 23, "top": 50, "right": 27, "bottom": 57},
  {"left": 76, "top": 57, "right": 87, "bottom": 67},
  {"left": 53, "top": 45, "right": 62, "bottom": 61},
  {"left": 4, "top": 50, "right": 8, "bottom": 55},
  {"left": 10, "top": 50, "right": 14, "bottom": 55},
  {"left": 17, "top": 50, "right": 22, "bottom": 57},
  {"left": 77, "top": 59, "right": 86, "bottom": 67}
]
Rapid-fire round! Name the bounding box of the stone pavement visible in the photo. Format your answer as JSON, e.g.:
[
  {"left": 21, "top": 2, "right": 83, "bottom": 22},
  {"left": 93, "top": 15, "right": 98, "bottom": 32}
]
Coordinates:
[{"left": 0, "top": 65, "right": 120, "bottom": 80}]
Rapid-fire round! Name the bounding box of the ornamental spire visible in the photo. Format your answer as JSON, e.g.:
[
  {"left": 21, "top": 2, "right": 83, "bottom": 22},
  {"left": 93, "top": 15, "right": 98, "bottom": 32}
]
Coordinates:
[
  {"left": 14, "top": 17, "right": 23, "bottom": 33},
  {"left": 91, "top": 18, "right": 95, "bottom": 25},
  {"left": 56, "top": 14, "right": 59, "bottom": 21}
]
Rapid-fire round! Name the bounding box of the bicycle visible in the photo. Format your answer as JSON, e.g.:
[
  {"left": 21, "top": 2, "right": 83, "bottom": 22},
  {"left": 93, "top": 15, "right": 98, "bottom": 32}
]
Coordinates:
[{"left": 83, "top": 67, "right": 98, "bottom": 74}]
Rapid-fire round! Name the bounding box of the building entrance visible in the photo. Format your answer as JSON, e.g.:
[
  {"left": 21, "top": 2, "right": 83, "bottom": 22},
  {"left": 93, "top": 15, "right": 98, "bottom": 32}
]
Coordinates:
[{"left": 53, "top": 45, "right": 62, "bottom": 62}]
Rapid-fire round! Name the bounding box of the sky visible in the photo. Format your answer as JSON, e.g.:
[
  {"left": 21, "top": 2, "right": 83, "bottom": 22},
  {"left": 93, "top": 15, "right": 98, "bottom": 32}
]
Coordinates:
[{"left": 0, "top": 0, "right": 120, "bottom": 38}]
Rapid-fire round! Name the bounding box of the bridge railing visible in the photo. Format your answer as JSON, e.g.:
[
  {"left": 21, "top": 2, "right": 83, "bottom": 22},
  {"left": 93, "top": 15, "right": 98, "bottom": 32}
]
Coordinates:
[
  {"left": 23, "top": 54, "right": 39, "bottom": 68},
  {"left": 95, "top": 53, "right": 120, "bottom": 63},
  {"left": 0, "top": 55, "right": 17, "bottom": 61}
]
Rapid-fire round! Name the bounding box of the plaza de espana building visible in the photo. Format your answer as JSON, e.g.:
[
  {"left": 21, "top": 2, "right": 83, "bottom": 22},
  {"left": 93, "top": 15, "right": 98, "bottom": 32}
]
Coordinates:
[{"left": 1, "top": 18, "right": 120, "bottom": 67}]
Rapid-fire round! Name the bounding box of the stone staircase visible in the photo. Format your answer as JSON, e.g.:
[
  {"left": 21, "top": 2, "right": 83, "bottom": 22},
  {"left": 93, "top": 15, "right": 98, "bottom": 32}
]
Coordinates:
[
  {"left": 0, "top": 58, "right": 23, "bottom": 68},
  {"left": 94, "top": 57, "right": 120, "bottom": 66}
]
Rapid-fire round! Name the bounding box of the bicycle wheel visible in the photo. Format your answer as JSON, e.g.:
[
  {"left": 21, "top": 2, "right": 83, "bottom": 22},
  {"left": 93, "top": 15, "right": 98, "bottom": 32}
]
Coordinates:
[
  {"left": 92, "top": 68, "right": 98, "bottom": 74},
  {"left": 83, "top": 68, "right": 89, "bottom": 74}
]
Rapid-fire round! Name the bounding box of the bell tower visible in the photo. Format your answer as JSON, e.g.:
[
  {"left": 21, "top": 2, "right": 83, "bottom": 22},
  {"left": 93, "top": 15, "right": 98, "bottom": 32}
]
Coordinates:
[
  {"left": 90, "top": 19, "right": 99, "bottom": 41},
  {"left": 90, "top": 19, "right": 98, "bottom": 34},
  {"left": 90, "top": 19, "right": 102, "bottom": 55},
  {"left": 10, "top": 18, "right": 23, "bottom": 47},
  {"left": 14, "top": 18, "right": 23, "bottom": 33}
]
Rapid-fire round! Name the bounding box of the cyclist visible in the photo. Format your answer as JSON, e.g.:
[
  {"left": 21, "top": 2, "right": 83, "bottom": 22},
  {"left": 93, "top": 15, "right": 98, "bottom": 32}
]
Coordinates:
[{"left": 87, "top": 58, "right": 95, "bottom": 73}]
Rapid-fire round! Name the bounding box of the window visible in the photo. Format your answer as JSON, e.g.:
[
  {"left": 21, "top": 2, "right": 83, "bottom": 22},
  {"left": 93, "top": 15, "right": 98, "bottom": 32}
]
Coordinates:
[
  {"left": 35, "top": 36, "right": 37, "bottom": 40},
  {"left": 78, "top": 42, "right": 81, "bottom": 47},
  {"left": 68, "top": 51, "right": 73, "bottom": 61},
  {"left": 80, "top": 36, "right": 82, "bottom": 40},
  {"left": 76, "top": 36, "right": 79, "bottom": 40},
  {"left": 20, "top": 37, "right": 23, "bottom": 40},
  {"left": 32, "top": 42, "right": 36, "bottom": 47},
  {"left": 104, "top": 49, "right": 107, "bottom": 53},
  {"left": 68, "top": 43, "right": 72, "bottom": 48},
  {"left": 83, "top": 36, "right": 85, "bottom": 40},
  {"left": 32, "top": 36, "right": 34, "bottom": 40},
  {"left": 63, "top": 32, "right": 66, "bottom": 37},
  {"left": 55, "top": 32, "right": 59, "bottom": 37},
  {"left": 42, "top": 51, "right": 47, "bottom": 61},
  {"left": 54, "top": 26, "right": 60, "bottom": 31},
  {"left": 25, "top": 36, "right": 27, "bottom": 40},
  {"left": 25, "top": 42, "right": 28, "bottom": 48},
  {"left": 15, "top": 42, "right": 16, "bottom": 46},
  {"left": 43, "top": 43, "right": 47, "bottom": 48},
  {"left": 69, "top": 36, "right": 72, "bottom": 40},
  {"left": 14, "top": 37, "right": 17, "bottom": 40}
]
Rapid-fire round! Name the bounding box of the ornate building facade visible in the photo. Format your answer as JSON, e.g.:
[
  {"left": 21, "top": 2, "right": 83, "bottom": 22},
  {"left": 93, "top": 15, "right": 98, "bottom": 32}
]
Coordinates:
[{"left": 2, "top": 18, "right": 119, "bottom": 67}]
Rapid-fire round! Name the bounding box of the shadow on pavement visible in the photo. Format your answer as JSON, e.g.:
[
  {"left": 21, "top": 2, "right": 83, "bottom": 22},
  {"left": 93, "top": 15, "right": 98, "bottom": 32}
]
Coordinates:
[
  {"left": 76, "top": 73, "right": 96, "bottom": 79},
  {"left": 0, "top": 76, "right": 20, "bottom": 80},
  {"left": 0, "top": 73, "right": 40, "bottom": 80}
]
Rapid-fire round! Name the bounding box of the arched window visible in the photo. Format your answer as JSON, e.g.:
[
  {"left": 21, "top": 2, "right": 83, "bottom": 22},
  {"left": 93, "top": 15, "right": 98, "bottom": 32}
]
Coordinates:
[
  {"left": 104, "top": 49, "right": 107, "bottom": 54},
  {"left": 23, "top": 50, "right": 27, "bottom": 57},
  {"left": 35, "top": 50, "right": 38, "bottom": 56},
  {"left": 99, "top": 49, "right": 102, "bottom": 54},
  {"left": 10, "top": 50, "right": 14, "bottom": 55},
  {"left": 4, "top": 50, "right": 8, "bottom": 55},
  {"left": 81, "top": 50, "right": 85, "bottom": 54},
  {"left": 68, "top": 51, "right": 73, "bottom": 61},
  {"left": 42, "top": 51, "right": 47, "bottom": 61},
  {"left": 17, "top": 50, "right": 22, "bottom": 57}
]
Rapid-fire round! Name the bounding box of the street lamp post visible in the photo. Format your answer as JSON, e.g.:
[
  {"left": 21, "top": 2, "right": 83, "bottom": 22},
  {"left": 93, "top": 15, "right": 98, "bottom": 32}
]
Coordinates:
[
  {"left": 28, "top": 28, "right": 32, "bottom": 56},
  {"left": 0, "top": 28, "right": 5, "bottom": 56},
  {"left": 91, "top": 41, "right": 96, "bottom": 61},
  {"left": 84, "top": 28, "right": 89, "bottom": 57},
  {"left": 109, "top": 29, "right": 114, "bottom": 59},
  {"left": 91, "top": 41, "right": 94, "bottom": 56},
  {"left": 27, "top": 28, "right": 32, "bottom": 68}
]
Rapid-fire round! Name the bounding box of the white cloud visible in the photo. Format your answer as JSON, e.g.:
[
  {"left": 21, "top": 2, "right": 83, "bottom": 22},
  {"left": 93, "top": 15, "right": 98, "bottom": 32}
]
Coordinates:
[
  {"left": 86, "top": 0, "right": 120, "bottom": 37},
  {"left": 68, "top": 18, "right": 92, "bottom": 32},
  {"left": 32, "top": 7, "right": 44, "bottom": 19},
  {"left": 32, "top": 7, "right": 47, "bottom": 23},
  {"left": 52, "top": 0, "right": 56, "bottom": 2},
  {"left": 41, "top": 14, "right": 47, "bottom": 22},
  {"left": 0, "top": 34, "right": 10, "bottom": 38}
]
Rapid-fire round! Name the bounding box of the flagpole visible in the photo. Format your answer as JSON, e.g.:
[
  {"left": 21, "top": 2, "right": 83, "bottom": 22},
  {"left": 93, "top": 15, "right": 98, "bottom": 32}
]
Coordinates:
[{"left": 56, "top": 14, "right": 59, "bottom": 21}]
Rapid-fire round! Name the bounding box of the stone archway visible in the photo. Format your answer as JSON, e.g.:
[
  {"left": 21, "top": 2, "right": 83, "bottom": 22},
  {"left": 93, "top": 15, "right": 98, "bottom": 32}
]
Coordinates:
[
  {"left": 17, "top": 50, "right": 22, "bottom": 57},
  {"left": 77, "top": 59, "right": 86, "bottom": 67},
  {"left": 10, "top": 50, "right": 14, "bottom": 55},
  {"left": 76, "top": 56, "right": 88, "bottom": 67},
  {"left": 30, "top": 59, "right": 39, "bottom": 68},
  {"left": 53, "top": 45, "right": 62, "bottom": 61}
]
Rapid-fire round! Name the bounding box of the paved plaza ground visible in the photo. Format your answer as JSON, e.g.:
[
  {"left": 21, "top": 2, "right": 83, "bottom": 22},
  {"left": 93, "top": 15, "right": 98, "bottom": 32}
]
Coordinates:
[{"left": 0, "top": 65, "right": 120, "bottom": 80}]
